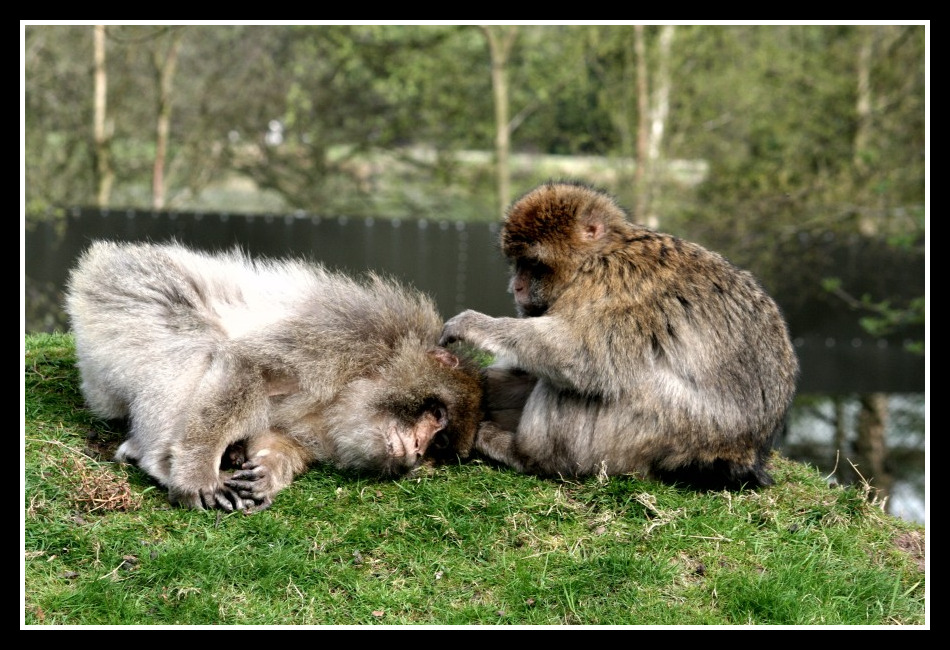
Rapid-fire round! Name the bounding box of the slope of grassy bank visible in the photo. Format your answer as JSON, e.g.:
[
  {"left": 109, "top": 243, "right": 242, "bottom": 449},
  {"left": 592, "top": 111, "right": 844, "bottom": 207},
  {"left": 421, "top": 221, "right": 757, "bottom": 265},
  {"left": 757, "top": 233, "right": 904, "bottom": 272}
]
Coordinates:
[{"left": 22, "top": 332, "right": 926, "bottom": 627}]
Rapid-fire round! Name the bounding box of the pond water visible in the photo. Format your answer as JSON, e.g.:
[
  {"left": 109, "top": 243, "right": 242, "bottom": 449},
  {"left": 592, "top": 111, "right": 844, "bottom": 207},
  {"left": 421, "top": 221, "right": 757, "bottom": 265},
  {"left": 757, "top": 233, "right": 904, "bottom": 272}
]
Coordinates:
[{"left": 780, "top": 393, "right": 926, "bottom": 524}]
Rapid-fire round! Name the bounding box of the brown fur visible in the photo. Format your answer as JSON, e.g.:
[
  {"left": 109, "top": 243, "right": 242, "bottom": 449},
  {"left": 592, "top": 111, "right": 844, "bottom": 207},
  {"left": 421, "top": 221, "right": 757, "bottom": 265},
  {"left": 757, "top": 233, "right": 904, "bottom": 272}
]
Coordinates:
[{"left": 441, "top": 181, "right": 799, "bottom": 489}]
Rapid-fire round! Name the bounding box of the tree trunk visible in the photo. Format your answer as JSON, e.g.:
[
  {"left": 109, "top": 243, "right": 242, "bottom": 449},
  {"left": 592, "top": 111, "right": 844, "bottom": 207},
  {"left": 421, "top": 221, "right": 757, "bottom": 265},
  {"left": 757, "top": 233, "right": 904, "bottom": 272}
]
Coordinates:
[
  {"left": 618, "top": 27, "right": 636, "bottom": 188},
  {"left": 832, "top": 395, "right": 852, "bottom": 486},
  {"left": 92, "top": 25, "right": 113, "bottom": 207},
  {"left": 853, "top": 26, "right": 873, "bottom": 177},
  {"left": 855, "top": 393, "right": 893, "bottom": 505},
  {"left": 645, "top": 25, "right": 674, "bottom": 229},
  {"left": 634, "top": 25, "right": 649, "bottom": 223},
  {"left": 480, "top": 26, "right": 518, "bottom": 219},
  {"left": 151, "top": 28, "right": 183, "bottom": 210}
]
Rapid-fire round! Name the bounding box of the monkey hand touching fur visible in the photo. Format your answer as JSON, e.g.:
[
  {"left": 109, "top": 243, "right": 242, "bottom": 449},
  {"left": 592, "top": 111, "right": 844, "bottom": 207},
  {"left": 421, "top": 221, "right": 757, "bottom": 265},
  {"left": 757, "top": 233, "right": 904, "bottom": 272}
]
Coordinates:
[
  {"left": 66, "top": 240, "right": 483, "bottom": 512},
  {"left": 440, "top": 181, "right": 799, "bottom": 490}
]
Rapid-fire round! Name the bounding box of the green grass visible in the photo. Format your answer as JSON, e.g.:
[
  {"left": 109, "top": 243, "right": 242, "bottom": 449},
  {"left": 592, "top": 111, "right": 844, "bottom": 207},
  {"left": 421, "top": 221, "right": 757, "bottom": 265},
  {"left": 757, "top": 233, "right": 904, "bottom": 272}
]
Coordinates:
[{"left": 23, "top": 332, "right": 927, "bottom": 627}]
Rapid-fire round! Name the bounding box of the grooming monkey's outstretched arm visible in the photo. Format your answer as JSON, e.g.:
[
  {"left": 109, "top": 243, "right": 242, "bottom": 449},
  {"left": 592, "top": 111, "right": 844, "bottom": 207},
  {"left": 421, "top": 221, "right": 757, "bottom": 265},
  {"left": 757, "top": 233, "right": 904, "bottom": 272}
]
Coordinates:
[{"left": 440, "top": 310, "right": 610, "bottom": 397}]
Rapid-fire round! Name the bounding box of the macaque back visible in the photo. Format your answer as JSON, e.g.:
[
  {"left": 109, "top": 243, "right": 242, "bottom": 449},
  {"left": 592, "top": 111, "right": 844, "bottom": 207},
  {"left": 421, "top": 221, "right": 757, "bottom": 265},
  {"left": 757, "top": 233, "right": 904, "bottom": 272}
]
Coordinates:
[{"left": 65, "top": 240, "right": 483, "bottom": 512}]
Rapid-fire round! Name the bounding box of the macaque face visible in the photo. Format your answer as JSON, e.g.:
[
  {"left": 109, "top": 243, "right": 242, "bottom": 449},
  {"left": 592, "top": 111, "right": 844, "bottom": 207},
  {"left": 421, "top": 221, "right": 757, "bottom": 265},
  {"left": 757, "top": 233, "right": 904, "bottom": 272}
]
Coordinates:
[
  {"left": 385, "top": 399, "right": 448, "bottom": 465},
  {"left": 509, "top": 259, "right": 553, "bottom": 317},
  {"left": 329, "top": 379, "right": 456, "bottom": 477}
]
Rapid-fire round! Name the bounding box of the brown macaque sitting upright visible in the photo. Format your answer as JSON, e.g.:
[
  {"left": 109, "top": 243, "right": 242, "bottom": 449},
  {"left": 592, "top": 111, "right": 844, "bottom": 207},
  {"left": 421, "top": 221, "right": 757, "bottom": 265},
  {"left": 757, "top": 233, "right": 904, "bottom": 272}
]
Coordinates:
[
  {"left": 65, "top": 240, "right": 483, "bottom": 512},
  {"left": 440, "top": 181, "right": 799, "bottom": 490}
]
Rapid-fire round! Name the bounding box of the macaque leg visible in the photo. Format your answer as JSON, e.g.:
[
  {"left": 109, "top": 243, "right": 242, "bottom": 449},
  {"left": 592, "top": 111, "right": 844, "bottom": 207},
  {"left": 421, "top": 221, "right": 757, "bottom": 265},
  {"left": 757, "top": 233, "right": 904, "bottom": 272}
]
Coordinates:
[
  {"left": 482, "top": 365, "right": 538, "bottom": 433},
  {"left": 224, "top": 430, "right": 312, "bottom": 512},
  {"left": 469, "top": 365, "right": 538, "bottom": 473}
]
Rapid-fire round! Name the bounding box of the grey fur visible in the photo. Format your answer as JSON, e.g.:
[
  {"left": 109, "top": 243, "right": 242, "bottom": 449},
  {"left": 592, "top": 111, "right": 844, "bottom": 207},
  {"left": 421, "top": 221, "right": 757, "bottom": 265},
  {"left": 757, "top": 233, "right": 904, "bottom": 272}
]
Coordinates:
[{"left": 66, "top": 240, "right": 482, "bottom": 511}]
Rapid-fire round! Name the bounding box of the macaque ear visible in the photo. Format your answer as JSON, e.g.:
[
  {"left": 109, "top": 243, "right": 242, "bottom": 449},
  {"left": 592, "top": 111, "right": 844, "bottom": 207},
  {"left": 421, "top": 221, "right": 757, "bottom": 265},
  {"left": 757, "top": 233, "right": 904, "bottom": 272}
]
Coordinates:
[
  {"left": 428, "top": 347, "right": 460, "bottom": 369},
  {"left": 579, "top": 211, "right": 607, "bottom": 242}
]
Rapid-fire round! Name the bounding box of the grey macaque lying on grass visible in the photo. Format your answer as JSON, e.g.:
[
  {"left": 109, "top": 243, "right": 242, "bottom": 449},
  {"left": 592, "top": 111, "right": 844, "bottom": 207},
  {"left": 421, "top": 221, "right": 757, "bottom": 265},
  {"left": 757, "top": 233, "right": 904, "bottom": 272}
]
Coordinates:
[{"left": 66, "top": 240, "right": 483, "bottom": 512}]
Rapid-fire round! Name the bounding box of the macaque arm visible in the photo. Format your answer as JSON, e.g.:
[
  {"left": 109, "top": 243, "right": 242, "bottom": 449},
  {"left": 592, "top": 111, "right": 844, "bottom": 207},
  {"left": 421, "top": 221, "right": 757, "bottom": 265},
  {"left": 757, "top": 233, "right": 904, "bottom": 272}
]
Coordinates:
[
  {"left": 441, "top": 310, "right": 606, "bottom": 395},
  {"left": 169, "top": 353, "right": 269, "bottom": 511}
]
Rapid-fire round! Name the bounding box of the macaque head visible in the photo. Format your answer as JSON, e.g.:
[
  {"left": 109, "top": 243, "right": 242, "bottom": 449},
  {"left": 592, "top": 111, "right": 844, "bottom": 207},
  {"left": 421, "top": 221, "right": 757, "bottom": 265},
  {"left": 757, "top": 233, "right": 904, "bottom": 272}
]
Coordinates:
[
  {"left": 418, "top": 347, "right": 484, "bottom": 462},
  {"left": 328, "top": 345, "right": 483, "bottom": 476},
  {"left": 377, "top": 393, "right": 450, "bottom": 471},
  {"left": 500, "top": 181, "right": 631, "bottom": 317}
]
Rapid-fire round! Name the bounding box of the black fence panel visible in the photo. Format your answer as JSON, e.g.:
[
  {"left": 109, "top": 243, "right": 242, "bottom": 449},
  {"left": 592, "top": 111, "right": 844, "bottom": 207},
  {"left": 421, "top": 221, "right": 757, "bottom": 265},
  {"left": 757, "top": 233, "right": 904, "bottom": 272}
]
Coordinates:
[{"left": 24, "top": 208, "right": 924, "bottom": 393}]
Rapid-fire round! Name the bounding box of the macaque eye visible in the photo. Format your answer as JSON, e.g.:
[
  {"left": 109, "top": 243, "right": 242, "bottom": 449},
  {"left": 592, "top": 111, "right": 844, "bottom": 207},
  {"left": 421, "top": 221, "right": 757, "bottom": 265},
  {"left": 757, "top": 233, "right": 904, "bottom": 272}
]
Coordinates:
[
  {"left": 425, "top": 405, "right": 451, "bottom": 452},
  {"left": 515, "top": 259, "right": 549, "bottom": 277},
  {"left": 398, "top": 398, "right": 448, "bottom": 429},
  {"left": 428, "top": 403, "right": 448, "bottom": 429}
]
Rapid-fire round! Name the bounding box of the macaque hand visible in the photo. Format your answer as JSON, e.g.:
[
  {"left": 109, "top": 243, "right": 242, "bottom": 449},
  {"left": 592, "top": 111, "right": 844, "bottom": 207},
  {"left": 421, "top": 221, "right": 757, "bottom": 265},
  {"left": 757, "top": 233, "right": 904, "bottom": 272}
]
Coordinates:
[{"left": 439, "top": 309, "right": 493, "bottom": 347}]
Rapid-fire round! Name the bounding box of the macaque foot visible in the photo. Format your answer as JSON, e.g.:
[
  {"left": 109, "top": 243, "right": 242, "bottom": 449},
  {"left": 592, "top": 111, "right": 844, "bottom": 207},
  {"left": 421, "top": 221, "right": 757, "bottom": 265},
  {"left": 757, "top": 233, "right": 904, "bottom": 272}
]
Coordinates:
[
  {"left": 224, "top": 460, "right": 281, "bottom": 512},
  {"left": 168, "top": 481, "right": 251, "bottom": 512}
]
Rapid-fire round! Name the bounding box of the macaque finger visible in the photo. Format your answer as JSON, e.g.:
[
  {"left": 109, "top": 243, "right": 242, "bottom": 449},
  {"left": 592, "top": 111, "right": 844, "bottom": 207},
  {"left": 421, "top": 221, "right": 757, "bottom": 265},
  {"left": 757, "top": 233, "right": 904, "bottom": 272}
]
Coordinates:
[{"left": 243, "top": 497, "right": 274, "bottom": 514}]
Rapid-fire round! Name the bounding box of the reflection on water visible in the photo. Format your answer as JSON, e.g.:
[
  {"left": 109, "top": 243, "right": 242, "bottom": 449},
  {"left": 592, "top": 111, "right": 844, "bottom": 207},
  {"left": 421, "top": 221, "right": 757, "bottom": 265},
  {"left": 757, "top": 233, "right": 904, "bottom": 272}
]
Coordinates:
[
  {"left": 888, "top": 482, "right": 926, "bottom": 525},
  {"left": 780, "top": 393, "right": 926, "bottom": 524}
]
